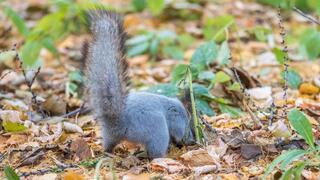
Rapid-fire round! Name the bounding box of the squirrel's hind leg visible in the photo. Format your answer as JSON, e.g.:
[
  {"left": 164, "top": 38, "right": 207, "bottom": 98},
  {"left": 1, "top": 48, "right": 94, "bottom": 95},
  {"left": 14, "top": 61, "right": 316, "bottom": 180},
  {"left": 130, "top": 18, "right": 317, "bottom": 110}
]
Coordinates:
[
  {"left": 103, "top": 135, "right": 120, "bottom": 152},
  {"left": 99, "top": 121, "right": 121, "bottom": 152},
  {"left": 145, "top": 121, "right": 170, "bottom": 158}
]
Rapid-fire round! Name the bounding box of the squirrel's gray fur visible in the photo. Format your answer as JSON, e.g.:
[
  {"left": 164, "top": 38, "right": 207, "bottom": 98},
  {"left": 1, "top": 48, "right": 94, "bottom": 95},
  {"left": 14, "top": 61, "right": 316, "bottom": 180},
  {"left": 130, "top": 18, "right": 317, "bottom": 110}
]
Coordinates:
[{"left": 86, "top": 10, "right": 194, "bottom": 158}]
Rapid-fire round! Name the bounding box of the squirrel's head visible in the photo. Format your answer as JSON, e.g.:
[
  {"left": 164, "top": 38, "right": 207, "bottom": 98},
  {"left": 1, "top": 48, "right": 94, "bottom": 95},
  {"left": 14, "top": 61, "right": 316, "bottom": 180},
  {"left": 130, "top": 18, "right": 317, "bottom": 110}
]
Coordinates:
[{"left": 166, "top": 99, "right": 195, "bottom": 146}]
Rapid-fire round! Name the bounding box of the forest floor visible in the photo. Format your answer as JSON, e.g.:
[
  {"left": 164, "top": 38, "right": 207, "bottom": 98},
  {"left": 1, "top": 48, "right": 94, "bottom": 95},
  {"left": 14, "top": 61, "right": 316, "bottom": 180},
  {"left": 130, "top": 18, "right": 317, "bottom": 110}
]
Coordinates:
[{"left": 0, "top": 0, "right": 320, "bottom": 179}]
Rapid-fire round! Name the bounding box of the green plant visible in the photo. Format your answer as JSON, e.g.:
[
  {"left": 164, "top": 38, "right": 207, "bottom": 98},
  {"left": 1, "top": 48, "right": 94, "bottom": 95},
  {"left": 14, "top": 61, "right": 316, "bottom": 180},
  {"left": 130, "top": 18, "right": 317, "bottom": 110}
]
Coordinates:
[
  {"left": 66, "top": 70, "right": 84, "bottom": 98},
  {"left": 1, "top": 0, "right": 111, "bottom": 67},
  {"left": 4, "top": 166, "right": 20, "bottom": 180},
  {"left": 203, "top": 15, "right": 235, "bottom": 43},
  {"left": 281, "top": 69, "right": 303, "bottom": 89},
  {"left": 131, "top": 0, "right": 165, "bottom": 15},
  {"left": 298, "top": 28, "right": 320, "bottom": 60},
  {"left": 148, "top": 40, "right": 244, "bottom": 118},
  {"left": 257, "top": 0, "right": 320, "bottom": 14},
  {"left": 263, "top": 108, "right": 320, "bottom": 179},
  {"left": 126, "top": 30, "right": 193, "bottom": 60}
]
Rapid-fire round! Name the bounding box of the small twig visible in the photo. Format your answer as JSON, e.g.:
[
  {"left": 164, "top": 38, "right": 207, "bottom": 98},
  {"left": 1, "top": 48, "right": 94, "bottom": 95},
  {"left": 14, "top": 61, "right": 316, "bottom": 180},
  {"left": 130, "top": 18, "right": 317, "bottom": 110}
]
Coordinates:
[
  {"left": 293, "top": 7, "right": 320, "bottom": 25},
  {"left": 14, "top": 52, "right": 45, "bottom": 116},
  {"left": 232, "top": 67, "right": 263, "bottom": 126},
  {"left": 62, "top": 105, "right": 91, "bottom": 118},
  {"left": 268, "top": 101, "right": 276, "bottom": 126},
  {"left": 0, "top": 70, "right": 13, "bottom": 81}
]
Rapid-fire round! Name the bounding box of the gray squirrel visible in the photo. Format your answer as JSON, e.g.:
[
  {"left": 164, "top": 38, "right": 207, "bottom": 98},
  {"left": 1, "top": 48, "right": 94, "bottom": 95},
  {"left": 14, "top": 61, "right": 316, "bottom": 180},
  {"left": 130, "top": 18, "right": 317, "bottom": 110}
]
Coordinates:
[{"left": 85, "top": 10, "right": 195, "bottom": 158}]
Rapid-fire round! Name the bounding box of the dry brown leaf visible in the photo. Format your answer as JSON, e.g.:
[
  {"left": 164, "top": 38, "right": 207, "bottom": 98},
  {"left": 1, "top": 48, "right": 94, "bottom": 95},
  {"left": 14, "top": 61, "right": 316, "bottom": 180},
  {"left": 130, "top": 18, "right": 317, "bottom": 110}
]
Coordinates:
[
  {"left": 70, "top": 137, "right": 93, "bottom": 161},
  {"left": 218, "top": 173, "right": 239, "bottom": 180},
  {"left": 6, "top": 134, "right": 28, "bottom": 145},
  {"left": 180, "top": 149, "right": 216, "bottom": 167},
  {"left": 299, "top": 83, "right": 319, "bottom": 95},
  {"left": 63, "top": 122, "right": 83, "bottom": 134},
  {"left": 150, "top": 158, "right": 187, "bottom": 174},
  {"left": 62, "top": 171, "right": 84, "bottom": 180},
  {"left": 42, "top": 95, "right": 67, "bottom": 116},
  {"left": 31, "top": 173, "right": 58, "bottom": 180},
  {"left": 122, "top": 173, "right": 152, "bottom": 180},
  {"left": 193, "top": 165, "right": 217, "bottom": 177}
]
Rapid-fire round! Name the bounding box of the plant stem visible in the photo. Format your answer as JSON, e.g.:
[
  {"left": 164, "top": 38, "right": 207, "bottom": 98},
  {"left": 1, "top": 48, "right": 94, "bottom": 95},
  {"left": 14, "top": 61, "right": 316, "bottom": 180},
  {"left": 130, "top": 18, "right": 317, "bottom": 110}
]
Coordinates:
[{"left": 187, "top": 66, "right": 201, "bottom": 143}]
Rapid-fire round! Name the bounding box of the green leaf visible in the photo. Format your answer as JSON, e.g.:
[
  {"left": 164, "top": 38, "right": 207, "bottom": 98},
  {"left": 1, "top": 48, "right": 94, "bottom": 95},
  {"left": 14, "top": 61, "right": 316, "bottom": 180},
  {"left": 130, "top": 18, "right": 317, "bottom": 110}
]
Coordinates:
[
  {"left": 198, "top": 71, "right": 215, "bottom": 81},
  {"left": 293, "top": 162, "right": 306, "bottom": 180},
  {"left": 132, "top": 0, "right": 146, "bottom": 11},
  {"left": 3, "top": 5, "right": 29, "bottom": 37},
  {"left": 227, "top": 82, "right": 241, "bottom": 91},
  {"left": 178, "top": 33, "right": 195, "bottom": 49},
  {"left": 41, "top": 37, "right": 59, "bottom": 58},
  {"left": 126, "top": 34, "right": 153, "bottom": 46},
  {"left": 163, "top": 45, "right": 184, "bottom": 60},
  {"left": 299, "top": 29, "right": 320, "bottom": 60},
  {"left": 281, "top": 69, "right": 302, "bottom": 89},
  {"left": 273, "top": 47, "right": 285, "bottom": 65},
  {"left": 127, "top": 42, "right": 149, "bottom": 57},
  {"left": 257, "top": 0, "right": 294, "bottom": 9},
  {"left": 203, "top": 15, "right": 235, "bottom": 42},
  {"left": 4, "top": 166, "right": 20, "bottom": 180},
  {"left": 2, "top": 121, "right": 27, "bottom": 132},
  {"left": 217, "top": 41, "right": 231, "bottom": 65},
  {"left": 157, "top": 30, "right": 177, "bottom": 40},
  {"left": 147, "top": 83, "right": 178, "bottom": 97},
  {"left": 213, "top": 71, "right": 231, "bottom": 83},
  {"left": 150, "top": 38, "right": 160, "bottom": 57},
  {"left": 20, "top": 41, "right": 42, "bottom": 66},
  {"left": 280, "top": 168, "right": 295, "bottom": 180},
  {"left": 280, "top": 149, "right": 306, "bottom": 170},
  {"left": 252, "top": 26, "right": 272, "bottom": 42},
  {"left": 66, "top": 82, "right": 78, "bottom": 97},
  {"left": 218, "top": 104, "right": 243, "bottom": 118},
  {"left": 146, "top": 0, "right": 165, "bottom": 15},
  {"left": 171, "top": 64, "right": 188, "bottom": 84},
  {"left": 263, "top": 149, "right": 306, "bottom": 179},
  {"left": 288, "top": 109, "right": 314, "bottom": 148},
  {"left": 193, "top": 84, "right": 210, "bottom": 97},
  {"left": 195, "top": 99, "right": 215, "bottom": 116},
  {"left": 191, "top": 41, "right": 218, "bottom": 70},
  {"left": 69, "top": 70, "right": 83, "bottom": 83}
]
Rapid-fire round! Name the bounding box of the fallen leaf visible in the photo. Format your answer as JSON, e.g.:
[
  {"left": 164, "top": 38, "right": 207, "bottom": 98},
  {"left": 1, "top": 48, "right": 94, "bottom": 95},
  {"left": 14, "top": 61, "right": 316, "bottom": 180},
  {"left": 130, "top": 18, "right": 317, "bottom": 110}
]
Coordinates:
[
  {"left": 241, "top": 165, "right": 264, "bottom": 176},
  {"left": 42, "top": 95, "right": 67, "bottom": 116},
  {"left": 62, "top": 171, "right": 84, "bottom": 180},
  {"left": 6, "top": 134, "right": 28, "bottom": 145},
  {"left": 240, "top": 144, "right": 262, "bottom": 160},
  {"left": 193, "top": 165, "right": 217, "bottom": 176},
  {"left": 299, "top": 83, "right": 319, "bottom": 95},
  {"left": 180, "top": 149, "right": 216, "bottom": 167},
  {"left": 70, "top": 138, "right": 93, "bottom": 161},
  {"left": 63, "top": 122, "right": 83, "bottom": 134},
  {"left": 122, "top": 173, "right": 152, "bottom": 180},
  {"left": 218, "top": 173, "right": 239, "bottom": 180},
  {"left": 150, "top": 158, "right": 187, "bottom": 174},
  {"left": 268, "top": 120, "right": 292, "bottom": 139},
  {"left": 31, "top": 173, "right": 58, "bottom": 180}
]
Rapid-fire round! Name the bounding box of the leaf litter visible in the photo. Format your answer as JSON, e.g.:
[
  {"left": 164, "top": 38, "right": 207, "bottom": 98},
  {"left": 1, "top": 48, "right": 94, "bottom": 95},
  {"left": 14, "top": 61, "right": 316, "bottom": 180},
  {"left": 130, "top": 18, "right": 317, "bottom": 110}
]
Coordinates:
[{"left": 0, "top": 0, "right": 320, "bottom": 179}]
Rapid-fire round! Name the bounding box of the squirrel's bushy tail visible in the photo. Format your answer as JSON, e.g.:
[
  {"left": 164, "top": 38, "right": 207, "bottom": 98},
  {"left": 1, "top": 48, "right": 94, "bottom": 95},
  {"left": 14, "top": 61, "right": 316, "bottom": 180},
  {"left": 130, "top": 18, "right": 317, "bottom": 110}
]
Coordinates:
[{"left": 86, "top": 10, "right": 129, "bottom": 122}]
